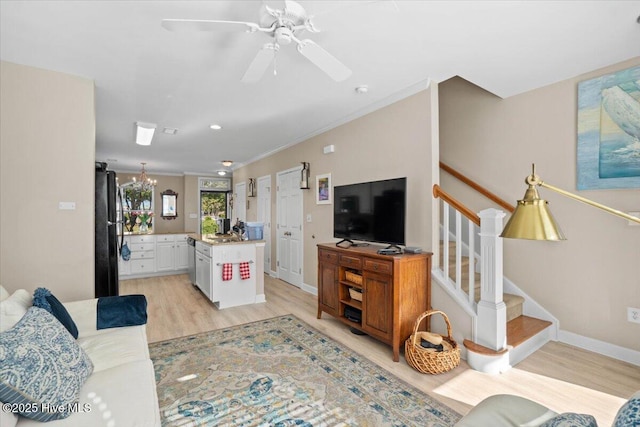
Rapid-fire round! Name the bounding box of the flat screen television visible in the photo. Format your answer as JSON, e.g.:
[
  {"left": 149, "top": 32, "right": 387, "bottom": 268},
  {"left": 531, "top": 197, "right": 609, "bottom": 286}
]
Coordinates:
[{"left": 333, "top": 177, "right": 406, "bottom": 247}]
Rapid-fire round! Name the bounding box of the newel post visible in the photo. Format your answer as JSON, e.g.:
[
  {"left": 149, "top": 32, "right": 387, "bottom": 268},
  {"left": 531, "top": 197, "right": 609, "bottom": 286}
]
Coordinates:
[{"left": 477, "top": 208, "right": 507, "bottom": 351}]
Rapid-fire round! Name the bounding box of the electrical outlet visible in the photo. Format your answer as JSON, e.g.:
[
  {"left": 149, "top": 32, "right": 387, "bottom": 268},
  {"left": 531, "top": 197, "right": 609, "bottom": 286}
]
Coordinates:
[{"left": 628, "top": 307, "right": 640, "bottom": 324}]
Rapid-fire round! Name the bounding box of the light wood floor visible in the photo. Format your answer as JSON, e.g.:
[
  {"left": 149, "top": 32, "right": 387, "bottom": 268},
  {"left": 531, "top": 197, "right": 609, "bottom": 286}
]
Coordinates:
[{"left": 121, "top": 273, "right": 640, "bottom": 425}]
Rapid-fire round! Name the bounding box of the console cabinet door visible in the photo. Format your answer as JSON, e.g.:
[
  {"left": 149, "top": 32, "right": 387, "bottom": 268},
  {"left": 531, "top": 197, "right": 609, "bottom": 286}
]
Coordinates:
[
  {"left": 362, "top": 271, "right": 392, "bottom": 340},
  {"left": 318, "top": 260, "right": 339, "bottom": 316}
]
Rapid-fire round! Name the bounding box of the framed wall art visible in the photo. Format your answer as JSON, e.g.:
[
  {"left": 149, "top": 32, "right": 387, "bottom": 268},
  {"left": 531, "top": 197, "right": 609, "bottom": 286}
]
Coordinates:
[
  {"left": 316, "top": 173, "right": 331, "bottom": 205},
  {"left": 577, "top": 65, "right": 640, "bottom": 190}
]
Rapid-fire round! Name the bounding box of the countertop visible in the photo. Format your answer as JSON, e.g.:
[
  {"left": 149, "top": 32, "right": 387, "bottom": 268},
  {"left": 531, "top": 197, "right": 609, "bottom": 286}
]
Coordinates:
[
  {"left": 124, "top": 231, "right": 195, "bottom": 236},
  {"left": 190, "top": 233, "right": 264, "bottom": 246}
]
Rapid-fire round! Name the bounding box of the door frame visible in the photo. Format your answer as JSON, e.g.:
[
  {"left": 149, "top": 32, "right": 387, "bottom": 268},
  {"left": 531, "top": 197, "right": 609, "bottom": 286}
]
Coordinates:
[{"left": 257, "top": 174, "right": 273, "bottom": 276}]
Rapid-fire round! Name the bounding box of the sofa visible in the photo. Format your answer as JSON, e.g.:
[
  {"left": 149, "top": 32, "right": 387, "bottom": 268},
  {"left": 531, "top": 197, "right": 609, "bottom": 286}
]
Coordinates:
[
  {"left": 0, "top": 286, "right": 160, "bottom": 426},
  {"left": 455, "top": 391, "right": 639, "bottom": 427}
]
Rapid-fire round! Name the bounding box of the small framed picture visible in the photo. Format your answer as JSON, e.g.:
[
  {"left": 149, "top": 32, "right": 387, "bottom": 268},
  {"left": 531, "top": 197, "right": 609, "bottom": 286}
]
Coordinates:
[{"left": 316, "top": 173, "right": 331, "bottom": 205}]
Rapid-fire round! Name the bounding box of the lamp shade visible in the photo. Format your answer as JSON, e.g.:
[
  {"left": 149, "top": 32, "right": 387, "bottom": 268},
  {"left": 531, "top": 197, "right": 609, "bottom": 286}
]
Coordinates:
[{"left": 500, "top": 186, "right": 566, "bottom": 241}]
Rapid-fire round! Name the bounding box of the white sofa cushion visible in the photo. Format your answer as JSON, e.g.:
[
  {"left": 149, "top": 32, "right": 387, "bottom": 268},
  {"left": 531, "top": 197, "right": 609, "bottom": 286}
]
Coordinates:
[
  {"left": 0, "top": 289, "right": 32, "bottom": 332},
  {"left": 455, "top": 394, "right": 558, "bottom": 427},
  {"left": 1, "top": 408, "right": 18, "bottom": 427},
  {"left": 16, "top": 359, "right": 161, "bottom": 427},
  {"left": 77, "top": 325, "right": 150, "bottom": 373},
  {"left": 0, "top": 285, "right": 10, "bottom": 302},
  {"left": 62, "top": 298, "right": 99, "bottom": 338}
]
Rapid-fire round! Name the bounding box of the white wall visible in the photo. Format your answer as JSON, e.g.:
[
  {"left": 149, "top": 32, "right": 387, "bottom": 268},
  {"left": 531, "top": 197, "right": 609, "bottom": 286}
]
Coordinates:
[{"left": 1, "top": 61, "right": 96, "bottom": 301}]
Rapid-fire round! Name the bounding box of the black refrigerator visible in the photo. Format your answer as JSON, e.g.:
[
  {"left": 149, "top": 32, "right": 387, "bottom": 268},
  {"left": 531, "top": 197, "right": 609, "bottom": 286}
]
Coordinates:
[{"left": 95, "top": 162, "right": 120, "bottom": 297}]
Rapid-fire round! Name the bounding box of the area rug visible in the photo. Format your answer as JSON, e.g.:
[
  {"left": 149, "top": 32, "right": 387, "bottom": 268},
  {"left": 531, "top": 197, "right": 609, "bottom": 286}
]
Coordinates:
[{"left": 149, "top": 315, "right": 461, "bottom": 426}]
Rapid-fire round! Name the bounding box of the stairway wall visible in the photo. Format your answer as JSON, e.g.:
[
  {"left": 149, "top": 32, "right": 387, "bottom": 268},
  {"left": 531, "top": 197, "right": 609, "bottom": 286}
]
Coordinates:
[{"left": 439, "top": 57, "right": 640, "bottom": 355}]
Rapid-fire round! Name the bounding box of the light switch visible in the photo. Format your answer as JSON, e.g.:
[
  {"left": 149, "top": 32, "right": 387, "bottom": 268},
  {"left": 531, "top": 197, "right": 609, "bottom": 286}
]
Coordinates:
[
  {"left": 307, "top": 214, "right": 312, "bottom": 223},
  {"left": 58, "top": 202, "right": 76, "bottom": 210},
  {"left": 189, "top": 213, "right": 198, "bottom": 219}
]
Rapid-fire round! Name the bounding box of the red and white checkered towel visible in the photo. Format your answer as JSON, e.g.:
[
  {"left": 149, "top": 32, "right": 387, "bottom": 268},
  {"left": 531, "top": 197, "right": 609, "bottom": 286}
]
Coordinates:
[
  {"left": 239, "top": 262, "right": 251, "bottom": 280},
  {"left": 222, "top": 263, "right": 233, "bottom": 281}
]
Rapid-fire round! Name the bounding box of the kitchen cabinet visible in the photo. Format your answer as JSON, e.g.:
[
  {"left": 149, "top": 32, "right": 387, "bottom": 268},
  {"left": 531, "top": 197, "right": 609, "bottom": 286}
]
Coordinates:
[
  {"left": 194, "top": 240, "right": 257, "bottom": 309},
  {"left": 317, "top": 243, "right": 432, "bottom": 362},
  {"left": 175, "top": 235, "right": 189, "bottom": 269},
  {"left": 119, "top": 233, "right": 189, "bottom": 279},
  {"left": 195, "top": 242, "right": 212, "bottom": 301},
  {"left": 130, "top": 235, "right": 156, "bottom": 275}
]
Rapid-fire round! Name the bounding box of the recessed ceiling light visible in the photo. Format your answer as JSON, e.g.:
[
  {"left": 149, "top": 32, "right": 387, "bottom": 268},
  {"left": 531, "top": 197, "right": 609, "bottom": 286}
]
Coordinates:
[
  {"left": 355, "top": 85, "right": 369, "bottom": 94},
  {"left": 210, "top": 124, "right": 222, "bottom": 130},
  {"left": 217, "top": 170, "right": 227, "bottom": 176},
  {"left": 163, "top": 127, "right": 178, "bottom": 135}
]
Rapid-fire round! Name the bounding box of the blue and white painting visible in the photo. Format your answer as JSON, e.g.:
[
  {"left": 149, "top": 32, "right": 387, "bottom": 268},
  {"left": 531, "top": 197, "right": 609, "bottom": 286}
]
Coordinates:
[{"left": 577, "top": 65, "right": 640, "bottom": 190}]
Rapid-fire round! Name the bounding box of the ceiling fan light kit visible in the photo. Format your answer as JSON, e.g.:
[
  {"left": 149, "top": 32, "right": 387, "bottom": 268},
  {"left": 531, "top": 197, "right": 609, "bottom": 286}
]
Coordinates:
[{"left": 162, "top": 0, "right": 352, "bottom": 83}]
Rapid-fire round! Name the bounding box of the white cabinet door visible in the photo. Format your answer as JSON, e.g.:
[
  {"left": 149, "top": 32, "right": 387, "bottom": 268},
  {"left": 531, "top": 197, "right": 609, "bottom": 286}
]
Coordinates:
[
  {"left": 175, "top": 242, "right": 189, "bottom": 269},
  {"left": 156, "top": 242, "right": 175, "bottom": 271}
]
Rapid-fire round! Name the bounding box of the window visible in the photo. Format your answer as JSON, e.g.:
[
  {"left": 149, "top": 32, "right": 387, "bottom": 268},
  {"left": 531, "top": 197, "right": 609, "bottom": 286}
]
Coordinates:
[
  {"left": 199, "top": 177, "right": 230, "bottom": 234},
  {"left": 120, "top": 182, "right": 154, "bottom": 233}
]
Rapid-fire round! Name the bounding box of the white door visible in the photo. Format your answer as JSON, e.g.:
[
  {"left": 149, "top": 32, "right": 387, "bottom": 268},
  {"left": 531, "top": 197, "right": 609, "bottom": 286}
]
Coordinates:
[
  {"left": 234, "top": 181, "right": 247, "bottom": 224},
  {"left": 276, "top": 167, "right": 303, "bottom": 288},
  {"left": 257, "top": 175, "right": 272, "bottom": 275}
]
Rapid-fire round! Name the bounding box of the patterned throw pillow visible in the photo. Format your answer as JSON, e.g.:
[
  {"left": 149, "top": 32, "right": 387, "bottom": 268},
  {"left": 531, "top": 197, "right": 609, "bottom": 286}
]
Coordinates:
[
  {"left": 0, "top": 307, "right": 94, "bottom": 421},
  {"left": 539, "top": 412, "right": 597, "bottom": 427},
  {"left": 32, "top": 287, "right": 78, "bottom": 338},
  {"left": 613, "top": 393, "right": 640, "bottom": 427}
]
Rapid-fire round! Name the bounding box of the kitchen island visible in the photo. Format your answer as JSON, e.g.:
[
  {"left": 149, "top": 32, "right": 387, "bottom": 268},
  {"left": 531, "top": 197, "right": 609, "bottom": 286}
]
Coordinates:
[{"left": 192, "top": 235, "right": 265, "bottom": 309}]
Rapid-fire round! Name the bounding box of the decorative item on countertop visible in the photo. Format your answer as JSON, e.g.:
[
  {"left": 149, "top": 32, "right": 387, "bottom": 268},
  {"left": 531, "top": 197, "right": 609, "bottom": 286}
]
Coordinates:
[{"left": 405, "top": 310, "right": 460, "bottom": 374}]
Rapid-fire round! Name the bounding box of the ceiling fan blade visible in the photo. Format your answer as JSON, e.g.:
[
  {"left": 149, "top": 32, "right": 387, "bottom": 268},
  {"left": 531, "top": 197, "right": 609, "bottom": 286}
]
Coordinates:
[
  {"left": 242, "top": 44, "right": 277, "bottom": 83},
  {"left": 161, "top": 19, "right": 260, "bottom": 32},
  {"left": 296, "top": 39, "right": 352, "bottom": 82}
]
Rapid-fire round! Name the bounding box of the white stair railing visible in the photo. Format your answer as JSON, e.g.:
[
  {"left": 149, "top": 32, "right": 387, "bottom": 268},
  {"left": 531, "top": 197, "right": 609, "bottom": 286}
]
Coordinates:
[{"left": 433, "top": 185, "right": 507, "bottom": 352}]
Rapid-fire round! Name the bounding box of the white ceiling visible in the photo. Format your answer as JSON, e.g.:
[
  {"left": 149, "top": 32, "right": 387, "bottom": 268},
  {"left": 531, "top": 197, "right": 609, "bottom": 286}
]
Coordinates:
[{"left": 1, "top": 1, "right": 639, "bottom": 175}]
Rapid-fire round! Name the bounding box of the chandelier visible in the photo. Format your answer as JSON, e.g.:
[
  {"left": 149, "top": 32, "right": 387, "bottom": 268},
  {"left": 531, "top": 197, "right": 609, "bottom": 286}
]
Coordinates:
[{"left": 132, "top": 162, "right": 157, "bottom": 191}]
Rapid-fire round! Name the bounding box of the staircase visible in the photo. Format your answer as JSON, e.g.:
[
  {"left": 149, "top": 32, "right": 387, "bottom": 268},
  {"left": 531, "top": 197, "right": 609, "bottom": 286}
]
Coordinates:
[
  {"left": 432, "top": 164, "right": 556, "bottom": 374},
  {"left": 441, "top": 241, "right": 524, "bottom": 323}
]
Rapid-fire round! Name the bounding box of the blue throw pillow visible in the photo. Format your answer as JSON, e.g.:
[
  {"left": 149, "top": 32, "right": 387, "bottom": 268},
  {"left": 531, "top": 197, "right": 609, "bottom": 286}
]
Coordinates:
[
  {"left": 0, "top": 307, "right": 93, "bottom": 421},
  {"left": 33, "top": 287, "right": 78, "bottom": 338},
  {"left": 613, "top": 393, "right": 640, "bottom": 427},
  {"left": 539, "top": 412, "right": 597, "bottom": 427}
]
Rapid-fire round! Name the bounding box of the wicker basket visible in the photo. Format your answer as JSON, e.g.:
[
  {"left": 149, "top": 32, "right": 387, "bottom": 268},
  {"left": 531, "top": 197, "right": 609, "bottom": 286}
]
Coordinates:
[
  {"left": 405, "top": 310, "right": 460, "bottom": 374},
  {"left": 345, "top": 271, "right": 362, "bottom": 285}
]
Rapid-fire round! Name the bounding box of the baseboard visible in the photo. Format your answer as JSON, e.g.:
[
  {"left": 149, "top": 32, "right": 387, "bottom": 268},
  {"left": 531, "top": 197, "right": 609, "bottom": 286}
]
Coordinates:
[
  {"left": 255, "top": 294, "right": 266, "bottom": 303},
  {"left": 558, "top": 329, "right": 640, "bottom": 366},
  {"left": 300, "top": 282, "right": 318, "bottom": 296}
]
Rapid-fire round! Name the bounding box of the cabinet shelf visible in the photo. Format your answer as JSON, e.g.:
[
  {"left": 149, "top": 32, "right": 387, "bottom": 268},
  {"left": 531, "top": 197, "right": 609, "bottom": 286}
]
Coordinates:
[
  {"left": 340, "top": 280, "right": 362, "bottom": 290},
  {"left": 340, "top": 298, "right": 362, "bottom": 310}
]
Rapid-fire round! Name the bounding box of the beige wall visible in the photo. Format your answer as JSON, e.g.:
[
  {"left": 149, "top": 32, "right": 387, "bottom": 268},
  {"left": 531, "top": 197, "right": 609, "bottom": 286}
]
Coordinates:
[
  {"left": 0, "top": 61, "right": 96, "bottom": 302},
  {"left": 234, "top": 87, "right": 436, "bottom": 287},
  {"left": 439, "top": 57, "right": 640, "bottom": 351}
]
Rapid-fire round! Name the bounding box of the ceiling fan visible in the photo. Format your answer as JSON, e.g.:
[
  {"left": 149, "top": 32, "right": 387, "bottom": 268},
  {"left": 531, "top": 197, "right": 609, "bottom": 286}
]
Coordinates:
[{"left": 161, "top": 0, "right": 352, "bottom": 83}]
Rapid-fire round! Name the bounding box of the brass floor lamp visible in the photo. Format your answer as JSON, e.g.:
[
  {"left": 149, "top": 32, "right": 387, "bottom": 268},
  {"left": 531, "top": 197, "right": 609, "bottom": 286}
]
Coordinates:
[{"left": 500, "top": 164, "right": 640, "bottom": 241}]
